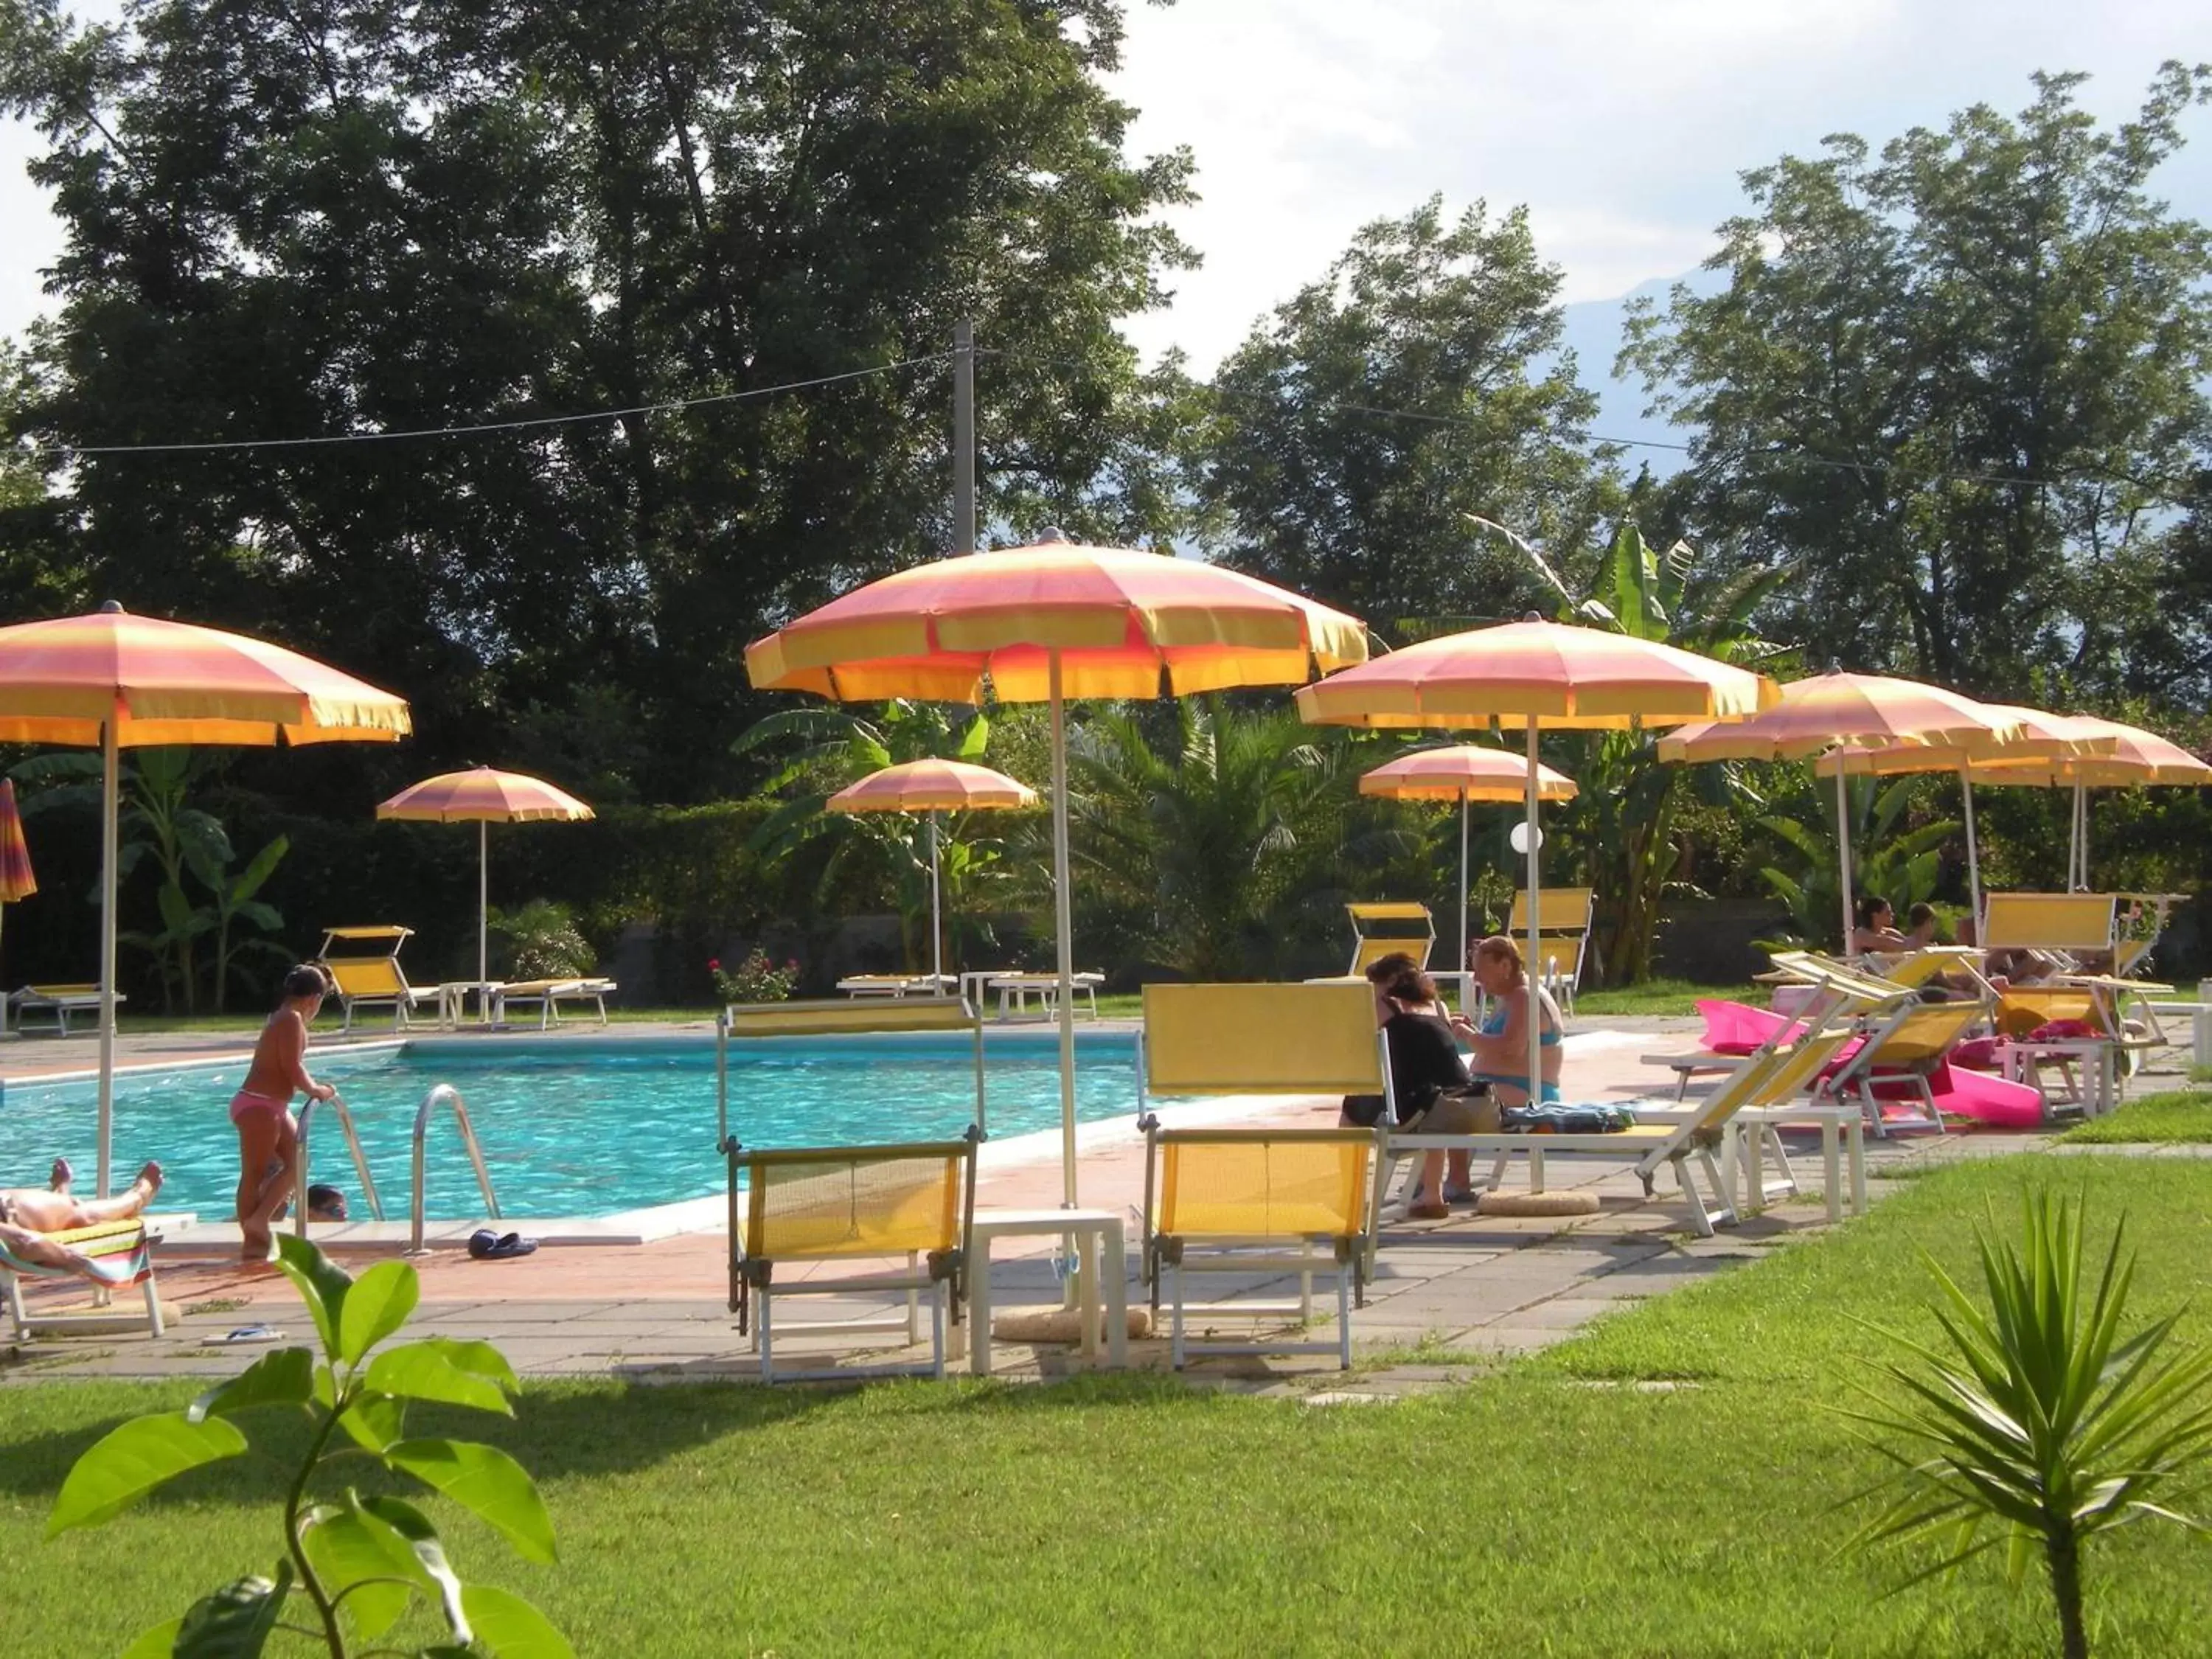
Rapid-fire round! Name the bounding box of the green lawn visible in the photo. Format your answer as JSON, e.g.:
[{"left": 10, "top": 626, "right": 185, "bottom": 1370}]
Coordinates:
[
  {"left": 2058, "top": 1088, "right": 2212, "bottom": 1144},
  {"left": 1569, "top": 976, "right": 1750, "bottom": 1017},
  {"left": 11, "top": 1155, "right": 2212, "bottom": 1655}
]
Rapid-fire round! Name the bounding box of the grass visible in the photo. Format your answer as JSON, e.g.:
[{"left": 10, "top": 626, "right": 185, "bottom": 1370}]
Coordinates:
[
  {"left": 2057, "top": 1088, "right": 2212, "bottom": 1144},
  {"left": 1568, "top": 976, "right": 1750, "bottom": 1017},
  {"left": 12, "top": 1157, "right": 2212, "bottom": 1655}
]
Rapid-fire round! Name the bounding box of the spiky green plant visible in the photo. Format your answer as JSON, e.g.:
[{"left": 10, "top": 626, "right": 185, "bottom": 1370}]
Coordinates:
[{"left": 1844, "top": 1191, "right": 2212, "bottom": 1658}]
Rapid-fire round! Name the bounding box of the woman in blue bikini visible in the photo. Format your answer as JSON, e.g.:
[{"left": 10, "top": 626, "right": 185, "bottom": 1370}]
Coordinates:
[{"left": 1450, "top": 935, "right": 1564, "bottom": 1106}]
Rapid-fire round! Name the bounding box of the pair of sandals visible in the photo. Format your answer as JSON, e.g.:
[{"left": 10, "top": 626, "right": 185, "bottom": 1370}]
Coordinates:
[{"left": 467, "top": 1228, "right": 539, "bottom": 1261}]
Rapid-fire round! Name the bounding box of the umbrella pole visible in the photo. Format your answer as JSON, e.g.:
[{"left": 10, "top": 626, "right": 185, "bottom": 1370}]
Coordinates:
[
  {"left": 928, "top": 810, "right": 943, "bottom": 987},
  {"left": 1049, "top": 651, "right": 1077, "bottom": 1211},
  {"left": 1834, "top": 765, "right": 1854, "bottom": 955},
  {"left": 1960, "top": 766, "right": 1983, "bottom": 940},
  {"left": 2075, "top": 784, "right": 2089, "bottom": 890},
  {"left": 1457, "top": 790, "right": 1470, "bottom": 1010},
  {"left": 478, "top": 819, "right": 489, "bottom": 1006},
  {"left": 1524, "top": 718, "right": 1543, "bottom": 1105},
  {"left": 97, "top": 717, "right": 118, "bottom": 1197}
]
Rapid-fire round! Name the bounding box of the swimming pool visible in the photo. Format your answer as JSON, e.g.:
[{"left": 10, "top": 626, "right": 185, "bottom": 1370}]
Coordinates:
[{"left": 0, "top": 1032, "right": 1144, "bottom": 1221}]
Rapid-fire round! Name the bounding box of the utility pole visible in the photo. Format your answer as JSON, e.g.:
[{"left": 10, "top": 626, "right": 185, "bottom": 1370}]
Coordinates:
[{"left": 953, "top": 319, "right": 975, "bottom": 554}]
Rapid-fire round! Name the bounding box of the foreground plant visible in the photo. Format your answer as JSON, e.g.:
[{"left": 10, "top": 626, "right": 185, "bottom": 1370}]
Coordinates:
[
  {"left": 49, "top": 1234, "right": 569, "bottom": 1658},
  {"left": 1845, "top": 1190, "right": 2212, "bottom": 1658}
]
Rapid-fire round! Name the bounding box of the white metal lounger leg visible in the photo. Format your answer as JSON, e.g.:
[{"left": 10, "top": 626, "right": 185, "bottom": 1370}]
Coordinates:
[
  {"left": 758, "top": 1290, "right": 776, "bottom": 1385},
  {"left": 1527, "top": 1147, "right": 1546, "bottom": 1192},
  {"left": 1336, "top": 1267, "right": 1352, "bottom": 1369},
  {"left": 906, "top": 1251, "right": 920, "bottom": 1345},
  {"left": 928, "top": 1286, "right": 946, "bottom": 1381},
  {"left": 1169, "top": 1261, "right": 1187, "bottom": 1370}
]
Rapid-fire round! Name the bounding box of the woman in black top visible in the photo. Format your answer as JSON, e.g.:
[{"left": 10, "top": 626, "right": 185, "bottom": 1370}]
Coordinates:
[{"left": 1338, "top": 956, "right": 1484, "bottom": 1217}]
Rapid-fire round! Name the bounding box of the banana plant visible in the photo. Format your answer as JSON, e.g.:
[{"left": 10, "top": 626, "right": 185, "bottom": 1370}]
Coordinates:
[
  {"left": 47, "top": 1234, "right": 569, "bottom": 1657},
  {"left": 1756, "top": 772, "right": 1955, "bottom": 949},
  {"left": 1478, "top": 518, "right": 1793, "bottom": 982},
  {"left": 1844, "top": 1191, "right": 2212, "bottom": 1659},
  {"left": 187, "top": 832, "right": 291, "bottom": 1013}
]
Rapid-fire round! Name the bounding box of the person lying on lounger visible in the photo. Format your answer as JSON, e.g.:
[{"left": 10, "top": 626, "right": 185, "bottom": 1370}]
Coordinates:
[{"left": 0, "top": 1158, "right": 164, "bottom": 1281}]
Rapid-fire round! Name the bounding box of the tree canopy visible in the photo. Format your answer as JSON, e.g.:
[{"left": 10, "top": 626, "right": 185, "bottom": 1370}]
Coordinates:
[
  {"left": 1624, "top": 65, "right": 2212, "bottom": 700},
  {"left": 0, "top": 0, "right": 1195, "bottom": 799}
]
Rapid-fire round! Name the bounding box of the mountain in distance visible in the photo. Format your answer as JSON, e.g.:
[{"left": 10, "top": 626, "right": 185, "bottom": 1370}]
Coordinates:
[{"left": 1545, "top": 270, "right": 1719, "bottom": 478}]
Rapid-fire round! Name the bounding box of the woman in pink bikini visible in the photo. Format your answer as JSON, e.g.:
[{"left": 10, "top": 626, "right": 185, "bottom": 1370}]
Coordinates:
[{"left": 231, "top": 965, "right": 338, "bottom": 1262}]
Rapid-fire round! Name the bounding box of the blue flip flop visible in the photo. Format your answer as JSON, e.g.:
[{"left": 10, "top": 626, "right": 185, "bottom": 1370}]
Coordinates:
[{"left": 468, "top": 1229, "right": 538, "bottom": 1261}]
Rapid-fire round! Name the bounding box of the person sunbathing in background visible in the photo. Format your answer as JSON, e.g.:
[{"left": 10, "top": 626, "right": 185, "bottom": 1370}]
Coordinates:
[
  {"left": 0, "top": 1157, "right": 164, "bottom": 1281},
  {"left": 1850, "top": 896, "right": 1909, "bottom": 956}
]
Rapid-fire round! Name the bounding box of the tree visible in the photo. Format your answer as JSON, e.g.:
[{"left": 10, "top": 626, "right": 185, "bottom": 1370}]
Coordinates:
[
  {"left": 1192, "top": 198, "right": 1624, "bottom": 641},
  {"left": 1065, "top": 698, "right": 1367, "bottom": 981},
  {"left": 0, "top": 0, "right": 1196, "bottom": 800},
  {"left": 1624, "top": 66, "right": 2212, "bottom": 700},
  {"left": 1494, "top": 518, "right": 1791, "bottom": 983}
]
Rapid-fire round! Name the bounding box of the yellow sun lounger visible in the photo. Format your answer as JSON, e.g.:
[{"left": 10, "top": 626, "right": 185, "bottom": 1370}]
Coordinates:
[
  {"left": 7, "top": 984, "right": 125, "bottom": 1037},
  {"left": 493, "top": 977, "right": 616, "bottom": 1029},
  {"left": 315, "top": 926, "right": 439, "bottom": 1034},
  {"left": 1509, "top": 886, "right": 1596, "bottom": 1015},
  {"left": 1136, "top": 981, "right": 1386, "bottom": 1368}
]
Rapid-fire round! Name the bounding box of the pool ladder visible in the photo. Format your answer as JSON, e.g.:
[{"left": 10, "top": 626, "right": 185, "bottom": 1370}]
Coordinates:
[{"left": 291, "top": 1084, "right": 502, "bottom": 1253}]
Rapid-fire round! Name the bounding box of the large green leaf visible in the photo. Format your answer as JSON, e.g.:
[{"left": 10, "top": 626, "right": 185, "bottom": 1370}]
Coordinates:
[
  {"left": 363, "top": 1340, "right": 515, "bottom": 1415},
  {"left": 230, "top": 834, "right": 290, "bottom": 903},
  {"left": 274, "top": 1232, "right": 352, "bottom": 1361},
  {"left": 387, "top": 1439, "right": 557, "bottom": 1562},
  {"left": 173, "top": 1562, "right": 291, "bottom": 1659},
  {"left": 337, "top": 1258, "right": 420, "bottom": 1365},
  {"left": 48, "top": 1413, "right": 247, "bottom": 1535},
  {"left": 303, "top": 1499, "right": 425, "bottom": 1641},
  {"left": 462, "top": 1584, "right": 577, "bottom": 1659},
  {"left": 119, "top": 1618, "right": 184, "bottom": 1658},
  {"left": 338, "top": 1391, "right": 408, "bottom": 1454},
  {"left": 364, "top": 1495, "right": 471, "bottom": 1638},
  {"left": 187, "top": 1347, "right": 316, "bottom": 1423}
]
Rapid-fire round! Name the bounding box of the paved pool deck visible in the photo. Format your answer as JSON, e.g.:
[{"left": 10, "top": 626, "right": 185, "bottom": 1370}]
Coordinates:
[{"left": 4, "top": 1015, "right": 2195, "bottom": 1394}]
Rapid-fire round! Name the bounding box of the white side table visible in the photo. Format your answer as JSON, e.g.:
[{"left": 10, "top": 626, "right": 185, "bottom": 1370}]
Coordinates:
[
  {"left": 437, "top": 981, "right": 505, "bottom": 1029},
  {"left": 967, "top": 1207, "right": 1129, "bottom": 1376}
]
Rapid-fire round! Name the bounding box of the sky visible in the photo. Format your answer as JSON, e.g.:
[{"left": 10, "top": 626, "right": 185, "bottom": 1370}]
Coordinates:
[
  {"left": 1104, "top": 0, "right": 2212, "bottom": 375},
  {"left": 0, "top": 0, "right": 2202, "bottom": 404}
]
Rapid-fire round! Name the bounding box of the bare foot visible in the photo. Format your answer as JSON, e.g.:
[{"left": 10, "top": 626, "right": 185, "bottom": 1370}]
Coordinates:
[
  {"left": 133, "top": 1161, "right": 164, "bottom": 1201},
  {"left": 49, "top": 1157, "right": 72, "bottom": 1194},
  {"left": 238, "top": 1223, "right": 274, "bottom": 1265}
]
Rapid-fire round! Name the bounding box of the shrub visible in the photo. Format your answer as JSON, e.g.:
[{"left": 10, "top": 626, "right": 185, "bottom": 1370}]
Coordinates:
[
  {"left": 486, "top": 898, "right": 595, "bottom": 979},
  {"left": 711, "top": 948, "right": 801, "bottom": 1004}
]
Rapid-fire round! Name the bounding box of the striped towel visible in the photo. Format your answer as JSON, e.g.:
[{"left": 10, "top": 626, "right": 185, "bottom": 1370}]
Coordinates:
[{"left": 0, "top": 1220, "right": 153, "bottom": 1287}]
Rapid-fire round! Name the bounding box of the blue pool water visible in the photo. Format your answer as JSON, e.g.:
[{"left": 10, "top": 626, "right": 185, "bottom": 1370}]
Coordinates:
[{"left": 0, "top": 1033, "right": 1144, "bottom": 1221}]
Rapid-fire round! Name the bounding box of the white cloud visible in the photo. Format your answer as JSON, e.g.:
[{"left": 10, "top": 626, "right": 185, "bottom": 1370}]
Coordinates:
[{"left": 1111, "top": 0, "right": 2212, "bottom": 369}]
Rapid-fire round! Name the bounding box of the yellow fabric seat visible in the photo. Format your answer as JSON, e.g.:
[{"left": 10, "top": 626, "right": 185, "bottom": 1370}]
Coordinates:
[
  {"left": 314, "top": 926, "right": 437, "bottom": 1033},
  {"left": 1138, "top": 982, "right": 1385, "bottom": 1368}
]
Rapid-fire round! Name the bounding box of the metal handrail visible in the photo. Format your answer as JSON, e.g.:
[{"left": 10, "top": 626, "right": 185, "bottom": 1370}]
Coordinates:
[
  {"left": 410, "top": 1082, "right": 501, "bottom": 1253},
  {"left": 292, "top": 1092, "right": 385, "bottom": 1238}
]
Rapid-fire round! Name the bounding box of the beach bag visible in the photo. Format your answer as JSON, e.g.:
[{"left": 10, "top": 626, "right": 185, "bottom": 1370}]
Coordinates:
[{"left": 1500, "top": 1102, "right": 1636, "bottom": 1134}]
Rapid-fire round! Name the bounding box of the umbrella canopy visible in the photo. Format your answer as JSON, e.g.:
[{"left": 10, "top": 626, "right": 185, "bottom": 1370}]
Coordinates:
[
  {"left": 0, "top": 778, "right": 36, "bottom": 905},
  {"left": 1658, "top": 671, "right": 2023, "bottom": 951},
  {"left": 378, "top": 768, "right": 594, "bottom": 1000},
  {"left": 0, "top": 603, "right": 410, "bottom": 1193},
  {"left": 1811, "top": 706, "right": 2115, "bottom": 924},
  {"left": 748, "top": 534, "right": 1369, "bottom": 1208},
  {"left": 1298, "top": 616, "right": 1776, "bottom": 1098},
  {"left": 1360, "top": 745, "right": 1577, "bottom": 981},
  {"left": 1964, "top": 718, "right": 2212, "bottom": 890},
  {"left": 827, "top": 759, "right": 1038, "bottom": 814},
  {"left": 827, "top": 760, "right": 1039, "bottom": 984}
]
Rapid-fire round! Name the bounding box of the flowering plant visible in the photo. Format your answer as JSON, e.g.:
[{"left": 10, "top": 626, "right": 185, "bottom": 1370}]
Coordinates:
[{"left": 712, "top": 949, "right": 801, "bottom": 1004}]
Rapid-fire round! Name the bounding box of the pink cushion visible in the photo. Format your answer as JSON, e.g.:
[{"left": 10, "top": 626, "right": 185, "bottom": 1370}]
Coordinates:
[{"left": 1696, "top": 1000, "right": 1802, "bottom": 1057}]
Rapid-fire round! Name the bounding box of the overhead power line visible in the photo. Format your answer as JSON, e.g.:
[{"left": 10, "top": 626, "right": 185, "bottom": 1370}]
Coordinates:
[{"left": 7, "top": 352, "right": 950, "bottom": 457}]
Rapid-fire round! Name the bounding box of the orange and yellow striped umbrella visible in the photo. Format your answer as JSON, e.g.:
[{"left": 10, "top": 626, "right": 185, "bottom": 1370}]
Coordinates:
[
  {"left": 1964, "top": 717, "right": 2212, "bottom": 891},
  {"left": 1809, "top": 706, "right": 2114, "bottom": 925},
  {"left": 828, "top": 761, "right": 1038, "bottom": 986},
  {"left": 0, "top": 778, "right": 35, "bottom": 905},
  {"left": 747, "top": 533, "right": 1368, "bottom": 1209},
  {"left": 378, "top": 768, "right": 594, "bottom": 999},
  {"left": 1298, "top": 616, "right": 1776, "bottom": 1095},
  {"left": 826, "top": 759, "right": 1038, "bottom": 815},
  {"left": 378, "top": 766, "right": 594, "bottom": 824},
  {"left": 1360, "top": 745, "right": 1576, "bottom": 976},
  {"left": 0, "top": 602, "right": 410, "bottom": 1194}
]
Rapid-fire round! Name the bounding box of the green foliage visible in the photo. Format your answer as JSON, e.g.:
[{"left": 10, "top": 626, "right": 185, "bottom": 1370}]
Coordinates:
[
  {"left": 46, "top": 1234, "right": 566, "bottom": 1658},
  {"left": 485, "top": 900, "right": 594, "bottom": 981},
  {"left": 710, "top": 948, "right": 801, "bottom": 1004},
  {"left": 733, "top": 701, "right": 1026, "bottom": 973},
  {"left": 1754, "top": 771, "right": 1956, "bottom": 950},
  {"left": 1843, "top": 1192, "right": 2212, "bottom": 1659},
  {"left": 1194, "top": 195, "right": 1623, "bottom": 640},
  {"left": 0, "top": 0, "right": 1195, "bottom": 801},
  {"left": 1064, "top": 698, "right": 1374, "bottom": 980},
  {"left": 1624, "top": 66, "right": 2212, "bottom": 703}
]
